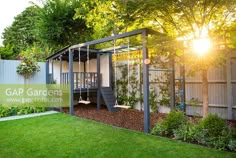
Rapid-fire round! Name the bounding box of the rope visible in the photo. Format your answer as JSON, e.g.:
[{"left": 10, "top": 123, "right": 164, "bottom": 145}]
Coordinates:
[
  {"left": 78, "top": 47, "right": 82, "bottom": 101},
  {"left": 113, "top": 40, "right": 118, "bottom": 106},
  {"left": 127, "top": 37, "right": 130, "bottom": 106}
]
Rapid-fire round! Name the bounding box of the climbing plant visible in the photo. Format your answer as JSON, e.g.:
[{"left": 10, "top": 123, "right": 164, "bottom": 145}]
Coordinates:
[
  {"left": 115, "top": 52, "right": 172, "bottom": 111},
  {"left": 149, "top": 55, "right": 171, "bottom": 107},
  {"left": 116, "top": 62, "right": 140, "bottom": 108}
]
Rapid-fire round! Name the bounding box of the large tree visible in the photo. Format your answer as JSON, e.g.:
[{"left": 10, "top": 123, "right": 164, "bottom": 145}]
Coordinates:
[
  {"left": 35, "top": 0, "right": 92, "bottom": 50},
  {"left": 75, "top": 0, "right": 236, "bottom": 117},
  {"left": 2, "top": 0, "right": 92, "bottom": 59},
  {"left": 2, "top": 6, "right": 39, "bottom": 58},
  {"left": 74, "top": 0, "right": 144, "bottom": 39},
  {"left": 139, "top": 0, "right": 236, "bottom": 117}
]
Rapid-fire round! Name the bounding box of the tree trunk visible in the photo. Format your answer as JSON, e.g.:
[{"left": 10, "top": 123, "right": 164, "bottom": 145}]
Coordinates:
[{"left": 202, "top": 69, "right": 208, "bottom": 118}]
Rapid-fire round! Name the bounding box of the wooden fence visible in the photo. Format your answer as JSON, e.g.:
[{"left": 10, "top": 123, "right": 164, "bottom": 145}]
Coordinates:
[{"left": 0, "top": 60, "right": 46, "bottom": 84}]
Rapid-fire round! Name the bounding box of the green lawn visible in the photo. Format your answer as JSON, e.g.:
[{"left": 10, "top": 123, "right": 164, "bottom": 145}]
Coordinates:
[{"left": 0, "top": 113, "right": 235, "bottom": 158}]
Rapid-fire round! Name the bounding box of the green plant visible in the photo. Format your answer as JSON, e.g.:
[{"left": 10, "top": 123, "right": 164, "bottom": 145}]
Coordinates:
[
  {"left": 199, "top": 114, "right": 228, "bottom": 138},
  {"left": 187, "top": 97, "right": 200, "bottom": 106},
  {"left": 228, "top": 139, "right": 236, "bottom": 152},
  {"left": 16, "top": 56, "right": 40, "bottom": 79},
  {"left": 174, "top": 122, "right": 198, "bottom": 142},
  {"left": 151, "top": 121, "right": 168, "bottom": 136},
  {"left": 210, "top": 130, "right": 232, "bottom": 150},
  {"left": 18, "top": 45, "right": 52, "bottom": 62},
  {"left": 0, "top": 105, "right": 10, "bottom": 117},
  {"left": 149, "top": 89, "right": 158, "bottom": 112},
  {"left": 0, "top": 105, "right": 46, "bottom": 118},
  {"left": 195, "top": 114, "right": 233, "bottom": 150},
  {"left": 152, "top": 110, "right": 187, "bottom": 136},
  {"left": 116, "top": 64, "right": 140, "bottom": 108}
]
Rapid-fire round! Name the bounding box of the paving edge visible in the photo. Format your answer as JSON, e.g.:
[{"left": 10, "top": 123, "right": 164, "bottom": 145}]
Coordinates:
[{"left": 0, "top": 111, "right": 59, "bottom": 122}]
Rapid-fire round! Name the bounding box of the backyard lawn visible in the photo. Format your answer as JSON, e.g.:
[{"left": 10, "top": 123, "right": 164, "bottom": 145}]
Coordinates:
[{"left": 0, "top": 113, "right": 235, "bottom": 158}]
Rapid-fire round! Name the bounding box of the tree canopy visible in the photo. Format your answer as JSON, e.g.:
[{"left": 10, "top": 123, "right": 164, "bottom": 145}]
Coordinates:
[
  {"left": 2, "top": 0, "right": 235, "bottom": 60},
  {"left": 36, "top": 0, "right": 92, "bottom": 49},
  {"left": 2, "top": 6, "right": 39, "bottom": 58},
  {"left": 1, "top": 0, "right": 92, "bottom": 60}
]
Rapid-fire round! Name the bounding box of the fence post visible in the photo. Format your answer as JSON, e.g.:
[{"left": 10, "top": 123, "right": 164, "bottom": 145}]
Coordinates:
[{"left": 227, "top": 55, "right": 233, "bottom": 120}]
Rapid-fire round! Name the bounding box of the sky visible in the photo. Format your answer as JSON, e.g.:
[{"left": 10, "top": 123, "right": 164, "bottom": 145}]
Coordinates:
[{"left": 0, "top": 0, "right": 40, "bottom": 46}]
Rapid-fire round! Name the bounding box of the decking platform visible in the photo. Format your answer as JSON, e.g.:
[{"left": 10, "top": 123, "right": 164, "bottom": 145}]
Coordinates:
[{"left": 74, "top": 88, "right": 98, "bottom": 93}]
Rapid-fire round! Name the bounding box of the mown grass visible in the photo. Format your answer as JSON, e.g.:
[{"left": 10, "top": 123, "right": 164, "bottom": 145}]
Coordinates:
[{"left": 0, "top": 113, "right": 235, "bottom": 158}]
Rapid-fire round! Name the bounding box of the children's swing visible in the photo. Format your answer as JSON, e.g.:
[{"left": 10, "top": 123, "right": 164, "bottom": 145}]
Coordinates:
[
  {"left": 78, "top": 46, "right": 91, "bottom": 105},
  {"left": 113, "top": 38, "right": 131, "bottom": 109}
]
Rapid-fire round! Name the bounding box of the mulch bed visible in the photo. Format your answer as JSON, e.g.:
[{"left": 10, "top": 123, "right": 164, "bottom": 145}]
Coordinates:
[
  {"left": 62, "top": 103, "right": 166, "bottom": 132},
  {"left": 62, "top": 103, "right": 236, "bottom": 132}
]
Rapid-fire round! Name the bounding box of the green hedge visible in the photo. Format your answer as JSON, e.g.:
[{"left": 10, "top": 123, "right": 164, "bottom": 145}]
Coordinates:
[{"left": 0, "top": 105, "right": 46, "bottom": 118}]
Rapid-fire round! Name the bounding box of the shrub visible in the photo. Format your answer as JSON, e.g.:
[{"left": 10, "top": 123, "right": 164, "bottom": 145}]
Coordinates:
[
  {"left": 152, "top": 110, "right": 187, "bottom": 136},
  {"left": 196, "top": 114, "right": 232, "bottom": 150},
  {"left": 0, "top": 106, "right": 10, "bottom": 117},
  {"left": 210, "top": 131, "right": 232, "bottom": 150},
  {"left": 151, "top": 121, "right": 168, "bottom": 136},
  {"left": 0, "top": 105, "right": 46, "bottom": 118},
  {"left": 153, "top": 112, "right": 235, "bottom": 151},
  {"left": 198, "top": 114, "right": 228, "bottom": 138},
  {"left": 174, "top": 122, "right": 198, "bottom": 142}
]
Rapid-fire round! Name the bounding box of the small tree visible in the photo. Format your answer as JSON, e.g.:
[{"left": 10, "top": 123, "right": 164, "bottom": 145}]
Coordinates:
[
  {"left": 16, "top": 56, "right": 40, "bottom": 80},
  {"left": 134, "top": 0, "right": 236, "bottom": 117}
]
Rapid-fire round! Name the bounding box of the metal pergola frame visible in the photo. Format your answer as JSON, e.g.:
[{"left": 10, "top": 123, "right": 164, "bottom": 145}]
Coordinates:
[{"left": 46, "top": 28, "right": 167, "bottom": 133}]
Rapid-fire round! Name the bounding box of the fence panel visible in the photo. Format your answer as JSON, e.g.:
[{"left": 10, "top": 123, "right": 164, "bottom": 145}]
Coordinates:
[{"left": 0, "top": 60, "right": 46, "bottom": 84}]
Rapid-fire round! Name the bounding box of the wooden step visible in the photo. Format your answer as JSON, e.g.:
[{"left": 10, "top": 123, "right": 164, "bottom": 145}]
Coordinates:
[{"left": 101, "top": 87, "right": 118, "bottom": 112}]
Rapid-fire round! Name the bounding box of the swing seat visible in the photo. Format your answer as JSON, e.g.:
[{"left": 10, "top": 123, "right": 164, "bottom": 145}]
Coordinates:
[
  {"left": 114, "top": 104, "right": 131, "bottom": 109},
  {"left": 78, "top": 96, "right": 91, "bottom": 105},
  {"left": 113, "top": 100, "right": 131, "bottom": 109},
  {"left": 78, "top": 100, "right": 91, "bottom": 105}
]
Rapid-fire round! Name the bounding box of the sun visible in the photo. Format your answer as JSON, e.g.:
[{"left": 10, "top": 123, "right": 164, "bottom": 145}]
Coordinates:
[{"left": 192, "top": 38, "right": 212, "bottom": 56}]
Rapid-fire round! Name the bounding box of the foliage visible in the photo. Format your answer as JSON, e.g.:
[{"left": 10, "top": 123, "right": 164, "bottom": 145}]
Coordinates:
[
  {"left": 194, "top": 114, "right": 232, "bottom": 150},
  {"left": 0, "top": 45, "right": 14, "bottom": 59},
  {"left": 152, "top": 112, "right": 235, "bottom": 151},
  {"left": 116, "top": 64, "right": 140, "bottom": 108},
  {"left": 172, "top": 113, "right": 234, "bottom": 151},
  {"left": 198, "top": 114, "right": 228, "bottom": 138},
  {"left": 173, "top": 122, "right": 198, "bottom": 142},
  {"left": 2, "top": 6, "right": 39, "bottom": 57},
  {"left": 2, "top": 0, "right": 92, "bottom": 59},
  {"left": 228, "top": 139, "right": 236, "bottom": 152},
  {"left": 149, "top": 89, "right": 158, "bottom": 112},
  {"left": 187, "top": 97, "right": 201, "bottom": 106},
  {"left": 152, "top": 110, "right": 187, "bottom": 136},
  {"left": 149, "top": 53, "right": 172, "bottom": 107},
  {"left": 36, "top": 0, "right": 92, "bottom": 50},
  {"left": 74, "top": 0, "right": 142, "bottom": 39},
  {"left": 0, "top": 105, "right": 46, "bottom": 118},
  {"left": 228, "top": 23, "right": 236, "bottom": 48},
  {"left": 17, "top": 45, "right": 52, "bottom": 62},
  {"left": 134, "top": 0, "right": 236, "bottom": 117},
  {"left": 16, "top": 55, "right": 40, "bottom": 79}
]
